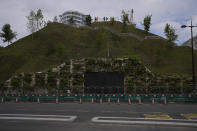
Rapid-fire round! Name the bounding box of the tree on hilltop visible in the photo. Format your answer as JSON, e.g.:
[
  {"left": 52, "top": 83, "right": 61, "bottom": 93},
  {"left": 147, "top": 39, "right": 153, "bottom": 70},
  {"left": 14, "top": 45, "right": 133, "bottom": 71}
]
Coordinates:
[
  {"left": 164, "top": 23, "right": 178, "bottom": 42},
  {"left": 121, "top": 10, "right": 129, "bottom": 32},
  {"left": 85, "top": 15, "right": 92, "bottom": 26},
  {"left": 35, "top": 9, "right": 44, "bottom": 30},
  {"left": 142, "top": 15, "right": 152, "bottom": 33},
  {"left": 27, "top": 10, "right": 36, "bottom": 39},
  {"left": 0, "top": 24, "right": 17, "bottom": 46},
  {"left": 110, "top": 17, "right": 115, "bottom": 26},
  {"left": 26, "top": 9, "right": 45, "bottom": 39},
  {"left": 53, "top": 16, "right": 58, "bottom": 23}
]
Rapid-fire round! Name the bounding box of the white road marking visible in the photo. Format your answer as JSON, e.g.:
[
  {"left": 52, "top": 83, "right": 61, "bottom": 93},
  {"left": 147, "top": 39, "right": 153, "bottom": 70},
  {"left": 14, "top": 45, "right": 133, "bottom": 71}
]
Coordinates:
[
  {"left": 92, "top": 116, "right": 197, "bottom": 122},
  {"left": 91, "top": 117, "right": 197, "bottom": 127},
  {"left": 0, "top": 114, "right": 70, "bottom": 117},
  {"left": 0, "top": 114, "right": 77, "bottom": 122}
]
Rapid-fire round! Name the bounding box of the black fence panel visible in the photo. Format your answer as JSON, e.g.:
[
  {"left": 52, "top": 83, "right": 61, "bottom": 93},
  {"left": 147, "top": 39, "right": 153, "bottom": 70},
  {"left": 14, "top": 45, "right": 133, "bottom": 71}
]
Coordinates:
[{"left": 84, "top": 72, "right": 124, "bottom": 94}]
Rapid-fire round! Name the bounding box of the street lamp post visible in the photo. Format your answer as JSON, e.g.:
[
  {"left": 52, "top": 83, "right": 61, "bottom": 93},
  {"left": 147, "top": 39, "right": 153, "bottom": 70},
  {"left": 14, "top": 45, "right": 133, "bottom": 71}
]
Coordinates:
[{"left": 181, "top": 20, "right": 197, "bottom": 86}]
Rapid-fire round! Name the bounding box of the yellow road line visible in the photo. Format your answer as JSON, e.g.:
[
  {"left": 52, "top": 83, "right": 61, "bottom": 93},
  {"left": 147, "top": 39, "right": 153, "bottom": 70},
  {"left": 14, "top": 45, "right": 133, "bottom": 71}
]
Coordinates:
[
  {"left": 144, "top": 113, "right": 172, "bottom": 119},
  {"left": 181, "top": 114, "right": 197, "bottom": 120}
]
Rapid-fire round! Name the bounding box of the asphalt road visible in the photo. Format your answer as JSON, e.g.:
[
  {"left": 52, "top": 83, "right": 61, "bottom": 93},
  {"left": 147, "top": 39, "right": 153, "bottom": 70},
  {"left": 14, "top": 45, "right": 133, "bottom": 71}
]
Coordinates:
[{"left": 0, "top": 102, "right": 197, "bottom": 131}]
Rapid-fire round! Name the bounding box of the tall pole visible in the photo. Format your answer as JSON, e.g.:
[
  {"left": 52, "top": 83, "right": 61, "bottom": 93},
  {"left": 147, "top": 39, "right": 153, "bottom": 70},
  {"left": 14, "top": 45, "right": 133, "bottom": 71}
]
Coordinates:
[{"left": 191, "top": 20, "right": 196, "bottom": 86}]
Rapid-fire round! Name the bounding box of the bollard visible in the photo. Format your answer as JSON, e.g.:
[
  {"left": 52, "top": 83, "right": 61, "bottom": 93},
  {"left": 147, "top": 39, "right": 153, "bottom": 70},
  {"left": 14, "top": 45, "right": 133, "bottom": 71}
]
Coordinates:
[
  {"left": 79, "top": 97, "right": 82, "bottom": 104},
  {"left": 16, "top": 97, "right": 18, "bottom": 103},
  {"left": 56, "top": 97, "right": 59, "bottom": 104},
  {"left": 1, "top": 97, "right": 4, "bottom": 103},
  {"left": 138, "top": 97, "right": 142, "bottom": 105},
  {"left": 108, "top": 97, "right": 111, "bottom": 104},
  {"left": 164, "top": 97, "right": 167, "bottom": 105},
  {"left": 37, "top": 97, "right": 40, "bottom": 104},
  {"left": 99, "top": 98, "right": 103, "bottom": 104},
  {"left": 128, "top": 98, "right": 131, "bottom": 105},
  {"left": 117, "top": 98, "right": 120, "bottom": 105},
  {"left": 91, "top": 97, "right": 94, "bottom": 104},
  {"left": 152, "top": 98, "right": 155, "bottom": 105}
]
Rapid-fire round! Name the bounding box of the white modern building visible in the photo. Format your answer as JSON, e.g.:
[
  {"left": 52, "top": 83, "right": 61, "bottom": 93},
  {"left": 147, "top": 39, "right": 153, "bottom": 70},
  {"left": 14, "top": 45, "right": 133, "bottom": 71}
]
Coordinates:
[{"left": 59, "top": 10, "right": 88, "bottom": 27}]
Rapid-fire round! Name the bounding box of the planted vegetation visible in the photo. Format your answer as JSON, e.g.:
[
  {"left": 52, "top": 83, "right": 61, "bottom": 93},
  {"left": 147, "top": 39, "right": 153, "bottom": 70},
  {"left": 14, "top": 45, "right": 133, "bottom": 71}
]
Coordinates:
[{"left": 1, "top": 58, "right": 194, "bottom": 94}]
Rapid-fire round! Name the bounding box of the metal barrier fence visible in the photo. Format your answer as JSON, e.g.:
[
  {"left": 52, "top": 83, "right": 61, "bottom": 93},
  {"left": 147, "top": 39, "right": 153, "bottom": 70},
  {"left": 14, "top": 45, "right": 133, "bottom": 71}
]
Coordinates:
[{"left": 1, "top": 94, "right": 197, "bottom": 103}]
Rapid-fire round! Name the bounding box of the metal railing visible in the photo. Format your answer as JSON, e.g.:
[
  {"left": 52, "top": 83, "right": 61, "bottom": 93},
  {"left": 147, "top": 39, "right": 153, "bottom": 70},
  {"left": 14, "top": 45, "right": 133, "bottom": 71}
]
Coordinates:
[{"left": 1, "top": 93, "right": 197, "bottom": 103}]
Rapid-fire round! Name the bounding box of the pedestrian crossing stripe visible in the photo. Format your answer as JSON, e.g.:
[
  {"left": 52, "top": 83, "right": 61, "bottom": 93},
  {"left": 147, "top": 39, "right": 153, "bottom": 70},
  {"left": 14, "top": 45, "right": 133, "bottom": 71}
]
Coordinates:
[
  {"left": 181, "top": 114, "right": 197, "bottom": 120},
  {"left": 144, "top": 113, "right": 172, "bottom": 119}
]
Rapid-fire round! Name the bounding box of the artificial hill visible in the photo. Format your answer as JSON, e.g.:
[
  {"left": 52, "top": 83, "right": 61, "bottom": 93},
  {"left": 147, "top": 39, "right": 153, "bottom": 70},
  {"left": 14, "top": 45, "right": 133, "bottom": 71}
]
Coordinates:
[{"left": 0, "top": 21, "right": 197, "bottom": 83}]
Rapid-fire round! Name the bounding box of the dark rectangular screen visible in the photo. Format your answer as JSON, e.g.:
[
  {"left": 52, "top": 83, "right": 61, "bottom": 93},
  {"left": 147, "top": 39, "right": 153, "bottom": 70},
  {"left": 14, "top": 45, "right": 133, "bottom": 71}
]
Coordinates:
[{"left": 84, "top": 72, "right": 124, "bottom": 87}]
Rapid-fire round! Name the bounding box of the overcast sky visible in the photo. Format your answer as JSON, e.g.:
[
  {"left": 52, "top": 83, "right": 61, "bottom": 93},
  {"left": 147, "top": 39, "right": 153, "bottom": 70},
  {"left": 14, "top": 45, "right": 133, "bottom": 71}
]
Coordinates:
[{"left": 0, "top": 0, "right": 197, "bottom": 47}]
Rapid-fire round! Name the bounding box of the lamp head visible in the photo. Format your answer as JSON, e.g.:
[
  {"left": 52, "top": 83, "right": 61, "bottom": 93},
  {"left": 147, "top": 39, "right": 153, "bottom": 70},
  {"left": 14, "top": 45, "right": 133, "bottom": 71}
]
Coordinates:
[{"left": 181, "top": 25, "right": 187, "bottom": 28}]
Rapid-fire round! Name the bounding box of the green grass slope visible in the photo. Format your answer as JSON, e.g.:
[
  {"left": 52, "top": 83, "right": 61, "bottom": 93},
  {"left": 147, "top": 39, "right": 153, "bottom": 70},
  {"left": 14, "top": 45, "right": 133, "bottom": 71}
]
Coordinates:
[{"left": 0, "top": 22, "right": 196, "bottom": 82}]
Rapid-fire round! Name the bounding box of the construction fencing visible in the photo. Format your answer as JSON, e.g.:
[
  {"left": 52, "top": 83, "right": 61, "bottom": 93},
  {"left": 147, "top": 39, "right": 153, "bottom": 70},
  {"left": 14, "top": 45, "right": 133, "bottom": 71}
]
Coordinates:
[{"left": 1, "top": 94, "right": 197, "bottom": 103}]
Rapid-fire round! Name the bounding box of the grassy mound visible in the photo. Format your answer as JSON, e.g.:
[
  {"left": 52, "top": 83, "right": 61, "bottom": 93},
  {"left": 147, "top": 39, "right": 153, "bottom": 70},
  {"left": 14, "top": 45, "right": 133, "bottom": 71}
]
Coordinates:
[{"left": 0, "top": 22, "right": 196, "bottom": 82}]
